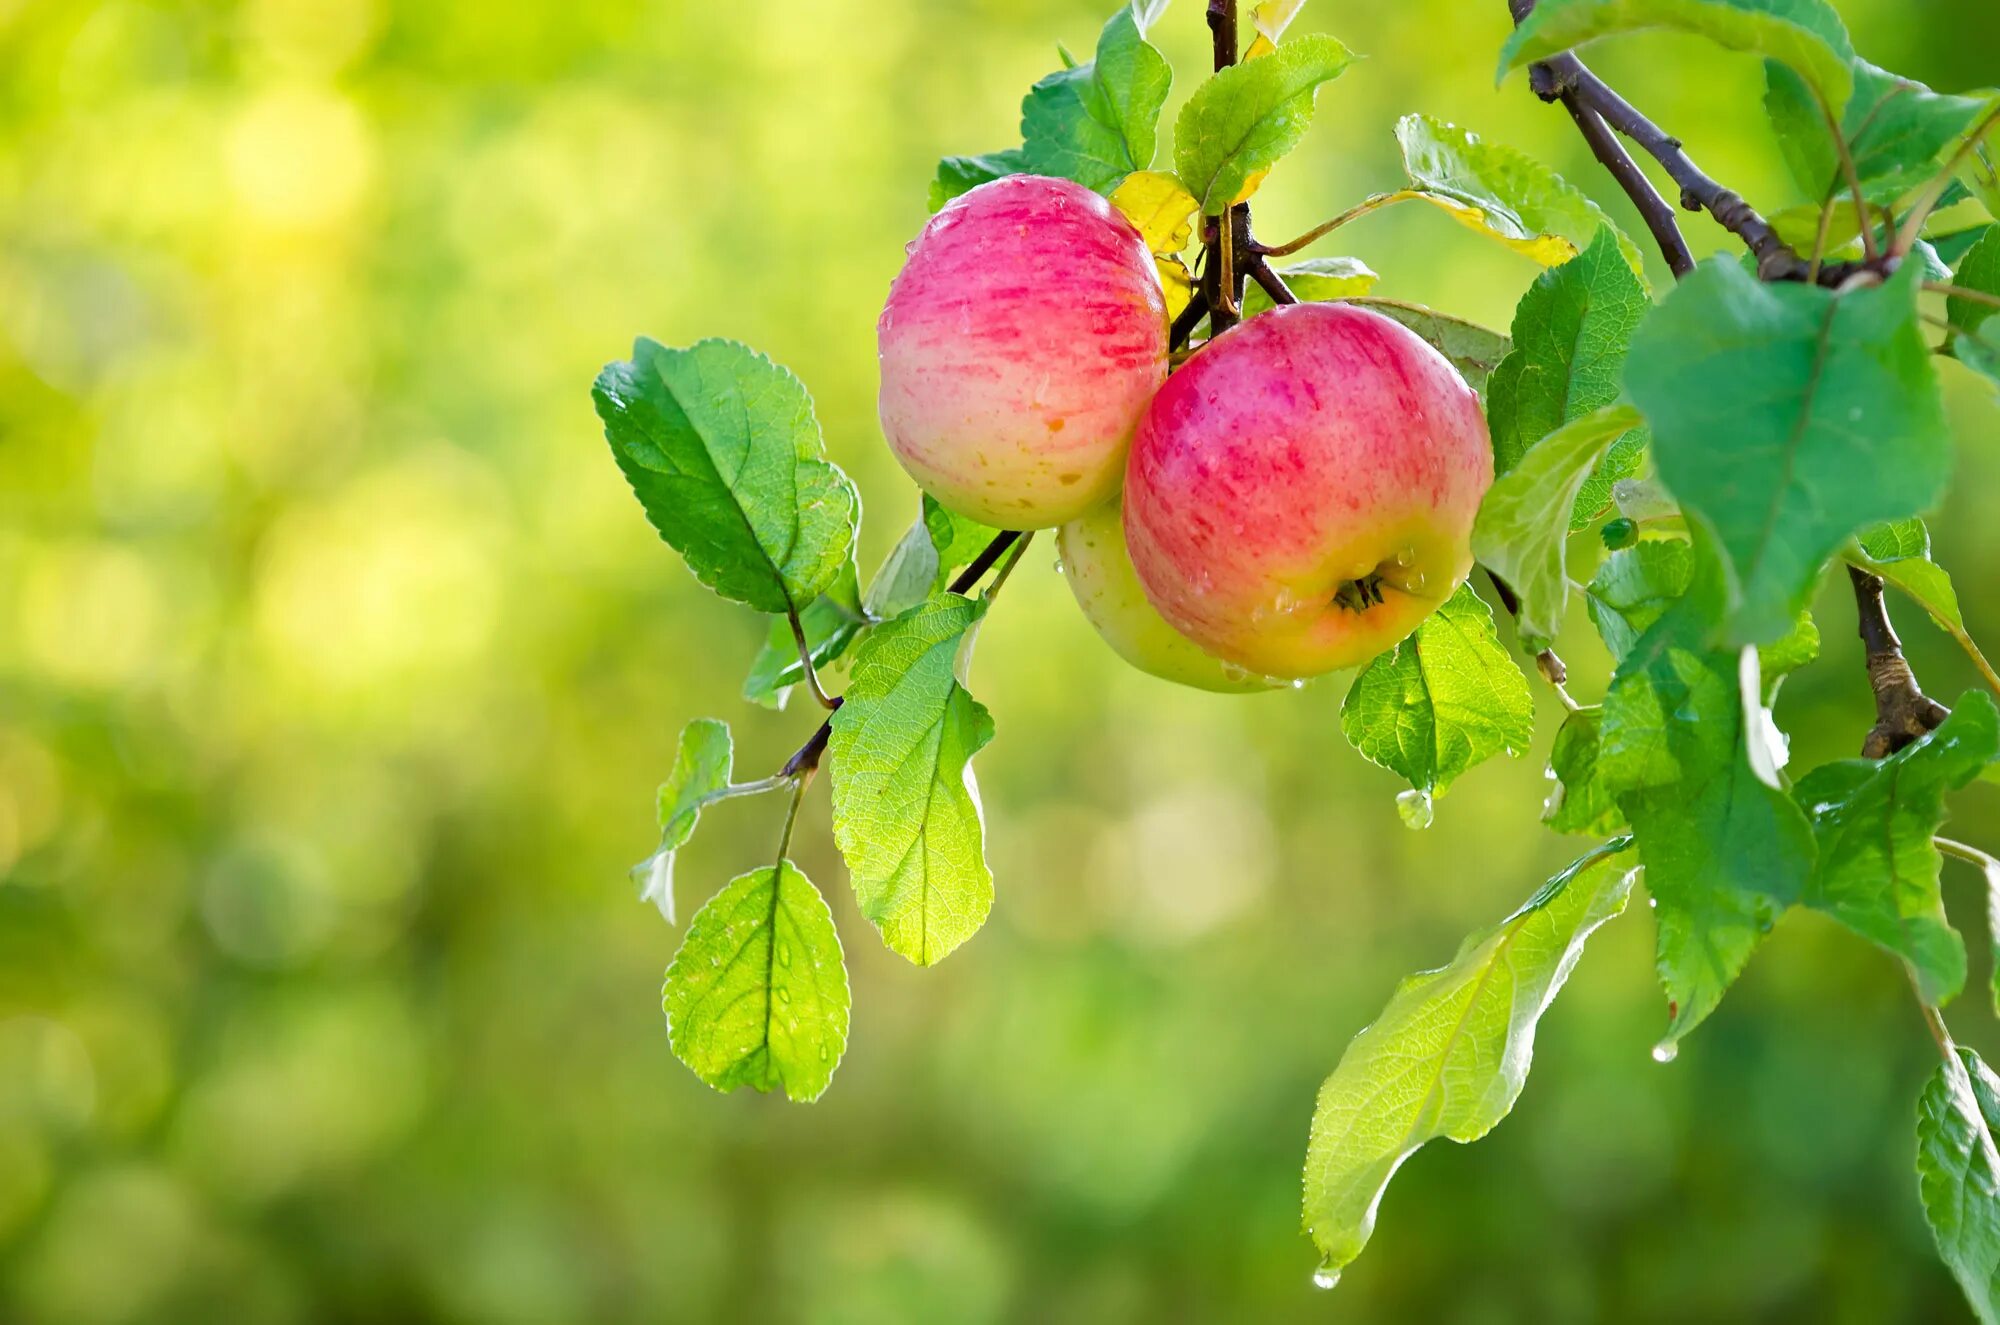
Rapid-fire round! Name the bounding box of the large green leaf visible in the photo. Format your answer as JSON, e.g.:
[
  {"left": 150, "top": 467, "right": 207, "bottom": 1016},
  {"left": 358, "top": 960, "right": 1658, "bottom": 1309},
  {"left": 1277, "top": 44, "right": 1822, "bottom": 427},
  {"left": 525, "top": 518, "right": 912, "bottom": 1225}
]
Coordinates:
[
  {"left": 1599, "top": 561, "right": 1817, "bottom": 1045},
  {"left": 829, "top": 593, "right": 996, "bottom": 965},
  {"left": 1952, "top": 228, "right": 2000, "bottom": 341},
  {"left": 663, "top": 860, "right": 851, "bottom": 1102},
  {"left": 929, "top": 148, "right": 1027, "bottom": 212},
  {"left": 1918, "top": 1046, "right": 2000, "bottom": 1325},
  {"left": 862, "top": 498, "right": 1000, "bottom": 624},
  {"left": 1021, "top": 4, "right": 1173, "bottom": 194},
  {"left": 1173, "top": 33, "right": 1354, "bottom": 212},
  {"left": 1302, "top": 845, "right": 1635, "bottom": 1280},
  {"left": 1473, "top": 404, "right": 1645, "bottom": 648},
  {"left": 631, "top": 719, "right": 735, "bottom": 924},
  {"left": 744, "top": 560, "right": 866, "bottom": 709},
  {"left": 1502, "top": 0, "right": 1855, "bottom": 114},
  {"left": 1339, "top": 585, "right": 1534, "bottom": 802},
  {"left": 1766, "top": 59, "right": 1986, "bottom": 200},
  {"left": 1849, "top": 519, "right": 1966, "bottom": 634},
  {"left": 593, "top": 338, "right": 860, "bottom": 615},
  {"left": 1624, "top": 258, "right": 1949, "bottom": 645},
  {"left": 1345, "top": 297, "right": 1513, "bottom": 396},
  {"left": 1391, "top": 115, "right": 1646, "bottom": 277},
  {"left": 1793, "top": 693, "right": 1998, "bottom": 1004},
  {"left": 1487, "top": 229, "right": 1651, "bottom": 479}
]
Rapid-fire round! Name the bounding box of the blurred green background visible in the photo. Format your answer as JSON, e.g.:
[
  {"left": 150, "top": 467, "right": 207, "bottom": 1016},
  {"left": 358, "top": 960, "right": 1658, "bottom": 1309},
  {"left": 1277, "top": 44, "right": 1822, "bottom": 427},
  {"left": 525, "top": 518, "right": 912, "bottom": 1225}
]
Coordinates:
[{"left": 4, "top": 0, "right": 2000, "bottom": 1320}]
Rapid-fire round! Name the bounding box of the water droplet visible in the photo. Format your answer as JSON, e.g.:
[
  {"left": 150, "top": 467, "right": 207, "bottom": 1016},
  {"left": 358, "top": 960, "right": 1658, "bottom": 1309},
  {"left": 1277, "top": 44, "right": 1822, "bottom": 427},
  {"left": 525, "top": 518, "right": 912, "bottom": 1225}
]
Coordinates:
[
  {"left": 1288, "top": 678, "right": 1307, "bottom": 691},
  {"left": 1051, "top": 554, "right": 1065, "bottom": 574},
  {"left": 777, "top": 941, "right": 793, "bottom": 968},
  {"left": 1650, "top": 1039, "right": 1679, "bottom": 1064},
  {"left": 1219, "top": 662, "right": 1253, "bottom": 684},
  {"left": 1396, "top": 788, "right": 1434, "bottom": 830},
  {"left": 1311, "top": 1266, "right": 1342, "bottom": 1291},
  {"left": 776, "top": 987, "right": 792, "bottom": 1005}
]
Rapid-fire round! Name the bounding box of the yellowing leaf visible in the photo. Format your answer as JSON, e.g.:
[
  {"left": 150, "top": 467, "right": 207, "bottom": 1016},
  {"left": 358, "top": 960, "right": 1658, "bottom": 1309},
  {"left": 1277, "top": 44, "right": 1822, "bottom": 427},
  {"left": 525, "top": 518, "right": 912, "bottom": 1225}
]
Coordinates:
[
  {"left": 1389, "top": 189, "right": 1579, "bottom": 265},
  {"left": 1111, "top": 169, "right": 1199, "bottom": 253},
  {"left": 1156, "top": 253, "right": 1194, "bottom": 321},
  {"left": 1250, "top": 0, "right": 1309, "bottom": 44}
]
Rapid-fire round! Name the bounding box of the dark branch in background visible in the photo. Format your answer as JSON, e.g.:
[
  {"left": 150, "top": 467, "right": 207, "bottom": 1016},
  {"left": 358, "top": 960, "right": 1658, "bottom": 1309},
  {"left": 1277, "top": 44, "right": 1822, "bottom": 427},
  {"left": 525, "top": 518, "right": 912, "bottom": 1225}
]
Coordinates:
[
  {"left": 1503, "top": 0, "right": 1939, "bottom": 752},
  {"left": 1506, "top": 0, "right": 1893, "bottom": 288},
  {"left": 948, "top": 529, "right": 1022, "bottom": 594},
  {"left": 1848, "top": 566, "right": 1951, "bottom": 757}
]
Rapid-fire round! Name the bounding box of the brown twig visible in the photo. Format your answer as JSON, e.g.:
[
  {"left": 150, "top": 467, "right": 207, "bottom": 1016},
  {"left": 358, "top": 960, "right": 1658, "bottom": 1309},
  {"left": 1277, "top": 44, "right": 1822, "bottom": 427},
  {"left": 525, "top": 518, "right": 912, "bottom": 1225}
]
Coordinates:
[{"left": 1847, "top": 565, "right": 1950, "bottom": 758}]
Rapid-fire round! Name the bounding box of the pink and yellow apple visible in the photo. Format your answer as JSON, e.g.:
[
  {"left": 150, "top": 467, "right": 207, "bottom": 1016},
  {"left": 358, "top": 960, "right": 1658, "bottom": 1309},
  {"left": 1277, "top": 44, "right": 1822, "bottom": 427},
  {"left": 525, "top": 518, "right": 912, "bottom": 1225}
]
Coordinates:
[
  {"left": 877, "top": 175, "right": 1168, "bottom": 530},
  {"left": 1123, "top": 302, "right": 1492, "bottom": 679},
  {"left": 1059, "top": 496, "right": 1280, "bottom": 693}
]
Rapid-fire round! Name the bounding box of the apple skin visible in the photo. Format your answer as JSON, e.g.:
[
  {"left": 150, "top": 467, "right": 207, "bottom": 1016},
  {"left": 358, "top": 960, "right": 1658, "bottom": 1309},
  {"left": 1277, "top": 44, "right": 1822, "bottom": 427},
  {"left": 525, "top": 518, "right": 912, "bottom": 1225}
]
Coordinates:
[
  {"left": 1059, "top": 496, "right": 1282, "bottom": 693},
  {"left": 877, "top": 175, "right": 1168, "bottom": 530},
  {"left": 1123, "top": 302, "right": 1493, "bottom": 679}
]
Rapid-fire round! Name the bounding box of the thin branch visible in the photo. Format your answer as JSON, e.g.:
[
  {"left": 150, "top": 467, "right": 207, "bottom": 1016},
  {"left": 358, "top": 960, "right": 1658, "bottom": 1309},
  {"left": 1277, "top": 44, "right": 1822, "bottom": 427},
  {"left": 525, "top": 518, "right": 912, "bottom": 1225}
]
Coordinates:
[
  {"left": 787, "top": 607, "right": 838, "bottom": 710},
  {"left": 1249, "top": 258, "right": 1299, "bottom": 305},
  {"left": 1556, "top": 94, "right": 1694, "bottom": 278},
  {"left": 949, "top": 531, "right": 1023, "bottom": 594},
  {"left": 1168, "top": 292, "right": 1209, "bottom": 350},
  {"left": 981, "top": 531, "right": 1035, "bottom": 602},
  {"left": 1928, "top": 282, "right": 2000, "bottom": 312},
  {"left": 1254, "top": 193, "right": 1412, "bottom": 258}
]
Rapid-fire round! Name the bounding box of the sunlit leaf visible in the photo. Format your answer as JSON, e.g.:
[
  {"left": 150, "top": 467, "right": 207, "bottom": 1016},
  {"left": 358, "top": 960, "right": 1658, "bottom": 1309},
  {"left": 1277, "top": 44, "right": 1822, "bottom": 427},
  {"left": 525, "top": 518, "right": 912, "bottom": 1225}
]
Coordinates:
[
  {"left": 1340, "top": 585, "right": 1534, "bottom": 798},
  {"left": 1174, "top": 34, "right": 1354, "bottom": 212},
  {"left": 1110, "top": 169, "right": 1199, "bottom": 252},
  {"left": 1303, "top": 845, "right": 1635, "bottom": 1279},
  {"left": 829, "top": 593, "right": 996, "bottom": 965},
  {"left": 1950, "top": 228, "right": 2000, "bottom": 342},
  {"left": 1501, "top": 0, "right": 1855, "bottom": 115},
  {"left": 1586, "top": 538, "right": 1692, "bottom": 663},
  {"left": 1625, "top": 258, "right": 1949, "bottom": 645},
  {"left": 1917, "top": 1046, "right": 2000, "bottom": 1325},
  {"left": 1473, "top": 403, "right": 1644, "bottom": 647},
  {"left": 1022, "top": 4, "right": 1174, "bottom": 193},
  {"left": 629, "top": 719, "right": 735, "bottom": 924},
  {"left": 663, "top": 860, "right": 850, "bottom": 1101},
  {"left": 593, "top": 338, "right": 860, "bottom": 615},
  {"left": 1545, "top": 709, "right": 1627, "bottom": 835},
  {"left": 1793, "top": 692, "right": 1999, "bottom": 1004},
  {"left": 1391, "top": 115, "right": 1647, "bottom": 279},
  {"left": 1765, "top": 59, "right": 1985, "bottom": 200}
]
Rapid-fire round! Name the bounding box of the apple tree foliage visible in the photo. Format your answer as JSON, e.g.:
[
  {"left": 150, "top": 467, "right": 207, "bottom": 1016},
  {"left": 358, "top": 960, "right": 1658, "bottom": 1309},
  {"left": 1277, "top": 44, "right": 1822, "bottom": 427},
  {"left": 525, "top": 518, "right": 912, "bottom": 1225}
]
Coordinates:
[{"left": 589, "top": 0, "right": 2000, "bottom": 1308}]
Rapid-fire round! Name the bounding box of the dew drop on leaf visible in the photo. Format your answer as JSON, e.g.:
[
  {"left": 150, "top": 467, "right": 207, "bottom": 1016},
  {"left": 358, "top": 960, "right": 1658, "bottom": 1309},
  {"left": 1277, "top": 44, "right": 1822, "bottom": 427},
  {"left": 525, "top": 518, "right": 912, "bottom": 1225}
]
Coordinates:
[
  {"left": 1395, "top": 788, "right": 1434, "bottom": 830},
  {"left": 1650, "top": 1039, "right": 1679, "bottom": 1064},
  {"left": 1312, "top": 1266, "right": 1341, "bottom": 1291},
  {"left": 777, "top": 940, "right": 793, "bottom": 968}
]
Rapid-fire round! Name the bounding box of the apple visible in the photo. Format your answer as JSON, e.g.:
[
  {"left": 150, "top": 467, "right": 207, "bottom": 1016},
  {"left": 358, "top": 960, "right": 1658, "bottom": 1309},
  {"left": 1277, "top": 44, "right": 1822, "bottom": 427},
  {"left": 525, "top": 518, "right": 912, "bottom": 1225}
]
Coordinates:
[
  {"left": 1059, "top": 496, "right": 1282, "bottom": 693},
  {"left": 1123, "top": 302, "right": 1492, "bottom": 679},
  {"left": 877, "top": 175, "right": 1168, "bottom": 530}
]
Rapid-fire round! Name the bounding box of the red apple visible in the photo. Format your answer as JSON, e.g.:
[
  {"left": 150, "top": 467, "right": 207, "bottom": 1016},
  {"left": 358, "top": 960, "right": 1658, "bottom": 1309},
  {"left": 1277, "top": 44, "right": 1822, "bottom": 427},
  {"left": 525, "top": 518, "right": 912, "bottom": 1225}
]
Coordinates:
[
  {"left": 877, "top": 175, "right": 1168, "bottom": 530},
  {"left": 1059, "top": 495, "right": 1281, "bottom": 693},
  {"left": 1123, "top": 303, "right": 1492, "bottom": 679}
]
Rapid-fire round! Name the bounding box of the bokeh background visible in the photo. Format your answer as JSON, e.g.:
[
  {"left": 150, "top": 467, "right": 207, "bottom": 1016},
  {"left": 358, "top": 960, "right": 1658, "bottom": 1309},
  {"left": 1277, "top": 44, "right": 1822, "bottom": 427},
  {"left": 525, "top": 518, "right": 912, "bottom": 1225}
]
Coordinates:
[{"left": 4, "top": 0, "right": 2000, "bottom": 1320}]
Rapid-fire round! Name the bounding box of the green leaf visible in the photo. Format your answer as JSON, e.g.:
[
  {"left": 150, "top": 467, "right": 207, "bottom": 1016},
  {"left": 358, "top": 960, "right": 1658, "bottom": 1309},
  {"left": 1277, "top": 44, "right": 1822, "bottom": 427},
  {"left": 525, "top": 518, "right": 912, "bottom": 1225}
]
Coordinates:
[
  {"left": 1624, "top": 257, "right": 1950, "bottom": 645},
  {"left": 829, "top": 593, "right": 996, "bottom": 965},
  {"left": 864, "top": 519, "right": 943, "bottom": 623},
  {"left": 663, "top": 860, "right": 850, "bottom": 1102},
  {"left": 929, "top": 149, "right": 1027, "bottom": 212},
  {"left": 1793, "top": 692, "right": 1999, "bottom": 1005},
  {"left": 594, "top": 338, "right": 860, "bottom": 616},
  {"left": 1391, "top": 115, "right": 1647, "bottom": 278},
  {"left": 1935, "top": 226, "right": 1995, "bottom": 268},
  {"left": 1917, "top": 1046, "right": 2000, "bottom": 1325},
  {"left": 1766, "top": 59, "right": 1985, "bottom": 200},
  {"left": 631, "top": 719, "right": 736, "bottom": 924},
  {"left": 744, "top": 561, "right": 866, "bottom": 710},
  {"left": 1472, "top": 403, "right": 1645, "bottom": 647},
  {"left": 1545, "top": 709, "right": 1628, "bottom": 835},
  {"left": 1339, "top": 585, "right": 1534, "bottom": 799},
  {"left": 1173, "top": 33, "right": 1354, "bottom": 212},
  {"left": 1599, "top": 557, "right": 1817, "bottom": 1044},
  {"left": 1021, "top": 4, "right": 1173, "bottom": 194},
  {"left": 1849, "top": 519, "right": 1967, "bottom": 636},
  {"left": 1344, "top": 297, "right": 1513, "bottom": 397},
  {"left": 1501, "top": 0, "right": 1855, "bottom": 115},
  {"left": 1951, "top": 228, "right": 2000, "bottom": 340},
  {"left": 924, "top": 495, "right": 1001, "bottom": 585},
  {"left": 1487, "top": 229, "right": 1651, "bottom": 480},
  {"left": 1302, "top": 844, "right": 1635, "bottom": 1279},
  {"left": 1586, "top": 538, "right": 1693, "bottom": 663},
  {"left": 1240, "top": 256, "right": 1380, "bottom": 314}
]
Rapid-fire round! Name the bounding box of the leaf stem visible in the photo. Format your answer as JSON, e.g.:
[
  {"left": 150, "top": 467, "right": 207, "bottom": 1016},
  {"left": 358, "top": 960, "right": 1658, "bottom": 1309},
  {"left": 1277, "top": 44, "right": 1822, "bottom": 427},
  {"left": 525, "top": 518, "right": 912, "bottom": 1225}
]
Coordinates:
[
  {"left": 1255, "top": 193, "right": 1409, "bottom": 258},
  {"left": 1248, "top": 257, "right": 1299, "bottom": 305},
  {"left": 1938, "top": 837, "right": 2000, "bottom": 874},
  {"left": 981, "top": 531, "right": 1035, "bottom": 603},
  {"left": 775, "top": 772, "right": 810, "bottom": 862},
  {"left": 1894, "top": 104, "right": 2000, "bottom": 256},
  {"left": 788, "top": 607, "right": 838, "bottom": 710},
  {"left": 948, "top": 531, "right": 1023, "bottom": 594},
  {"left": 1909, "top": 963, "right": 1958, "bottom": 1064},
  {"left": 1820, "top": 95, "right": 1877, "bottom": 262},
  {"left": 1926, "top": 282, "right": 2000, "bottom": 312}
]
